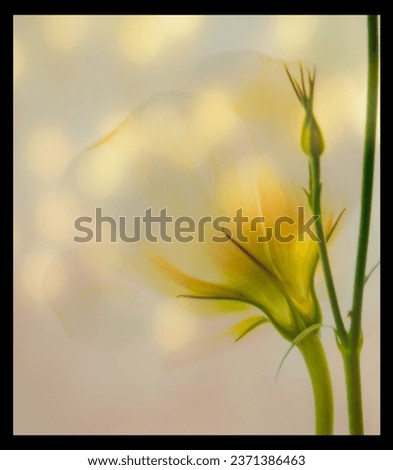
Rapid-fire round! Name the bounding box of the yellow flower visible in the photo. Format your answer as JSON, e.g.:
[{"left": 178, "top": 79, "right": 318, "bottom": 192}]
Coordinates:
[
  {"left": 44, "top": 51, "right": 340, "bottom": 348},
  {"left": 144, "top": 162, "right": 334, "bottom": 342}
]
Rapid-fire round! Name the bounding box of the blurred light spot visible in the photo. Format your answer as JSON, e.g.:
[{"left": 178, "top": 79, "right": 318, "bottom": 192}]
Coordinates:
[
  {"left": 154, "top": 299, "right": 197, "bottom": 352},
  {"left": 14, "top": 41, "right": 25, "bottom": 82},
  {"left": 317, "top": 75, "right": 365, "bottom": 150},
  {"left": 21, "top": 250, "right": 65, "bottom": 302},
  {"left": 118, "top": 15, "right": 201, "bottom": 64},
  {"left": 191, "top": 89, "right": 237, "bottom": 144},
  {"left": 27, "top": 126, "right": 72, "bottom": 180},
  {"left": 160, "top": 15, "right": 201, "bottom": 38},
  {"left": 44, "top": 15, "right": 89, "bottom": 52},
  {"left": 118, "top": 16, "right": 165, "bottom": 63},
  {"left": 43, "top": 256, "right": 67, "bottom": 303},
  {"left": 275, "top": 16, "right": 318, "bottom": 54},
  {"left": 78, "top": 123, "right": 142, "bottom": 198},
  {"left": 35, "top": 189, "right": 80, "bottom": 242}
]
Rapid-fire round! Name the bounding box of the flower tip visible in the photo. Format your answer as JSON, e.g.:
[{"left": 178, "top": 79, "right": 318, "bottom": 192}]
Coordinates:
[{"left": 285, "top": 64, "right": 325, "bottom": 159}]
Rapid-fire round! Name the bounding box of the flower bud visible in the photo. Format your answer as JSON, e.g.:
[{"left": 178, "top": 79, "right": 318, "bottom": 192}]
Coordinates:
[
  {"left": 286, "top": 64, "right": 325, "bottom": 159},
  {"left": 301, "top": 112, "right": 325, "bottom": 159}
]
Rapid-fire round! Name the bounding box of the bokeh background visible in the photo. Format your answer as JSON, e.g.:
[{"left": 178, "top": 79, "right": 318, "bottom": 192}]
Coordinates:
[{"left": 14, "top": 15, "right": 380, "bottom": 435}]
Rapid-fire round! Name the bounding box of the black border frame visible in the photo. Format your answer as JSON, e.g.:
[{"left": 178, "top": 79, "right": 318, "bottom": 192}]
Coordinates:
[{"left": 5, "top": 6, "right": 387, "bottom": 450}]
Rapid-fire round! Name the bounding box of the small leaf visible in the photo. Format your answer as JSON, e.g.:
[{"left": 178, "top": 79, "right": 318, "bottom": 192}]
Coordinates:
[
  {"left": 227, "top": 315, "right": 270, "bottom": 342},
  {"left": 276, "top": 323, "right": 322, "bottom": 381},
  {"left": 302, "top": 187, "right": 311, "bottom": 203},
  {"left": 276, "top": 323, "right": 337, "bottom": 381},
  {"left": 365, "top": 261, "right": 380, "bottom": 284},
  {"left": 327, "top": 208, "right": 346, "bottom": 242}
]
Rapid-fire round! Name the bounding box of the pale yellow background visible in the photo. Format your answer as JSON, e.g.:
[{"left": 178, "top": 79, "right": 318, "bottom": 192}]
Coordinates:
[{"left": 14, "top": 15, "right": 380, "bottom": 434}]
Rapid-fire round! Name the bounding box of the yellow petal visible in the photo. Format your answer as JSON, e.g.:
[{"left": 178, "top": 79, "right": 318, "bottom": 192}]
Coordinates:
[{"left": 227, "top": 315, "right": 270, "bottom": 342}]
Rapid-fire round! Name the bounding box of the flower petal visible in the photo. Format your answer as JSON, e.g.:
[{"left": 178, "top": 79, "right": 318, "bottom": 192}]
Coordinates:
[{"left": 227, "top": 315, "right": 270, "bottom": 342}]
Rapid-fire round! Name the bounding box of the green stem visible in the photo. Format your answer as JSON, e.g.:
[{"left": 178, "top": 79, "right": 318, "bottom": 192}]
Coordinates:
[
  {"left": 309, "top": 158, "right": 348, "bottom": 346},
  {"left": 297, "top": 332, "right": 334, "bottom": 435},
  {"left": 342, "top": 347, "right": 364, "bottom": 434},
  {"left": 350, "top": 16, "right": 379, "bottom": 347},
  {"left": 344, "top": 15, "right": 379, "bottom": 436}
]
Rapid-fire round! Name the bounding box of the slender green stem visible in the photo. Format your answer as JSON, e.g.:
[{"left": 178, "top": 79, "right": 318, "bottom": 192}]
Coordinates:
[
  {"left": 342, "top": 347, "right": 364, "bottom": 434},
  {"left": 297, "top": 332, "right": 334, "bottom": 435},
  {"left": 350, "top": 15, "right": 379, "bottom": 346},
  {"left": 309, "top": 158, "right": 348, "bottom": 346},
  {"left": 343, "top": 15, "right": 379, "bottom": 436}
]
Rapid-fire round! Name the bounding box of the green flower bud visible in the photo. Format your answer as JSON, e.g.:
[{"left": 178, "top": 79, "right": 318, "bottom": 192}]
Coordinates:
[
  {"left": 286, "top": 64, "right": 326, "bottom": 159},
  {"left": 301, "top": 112, "right": 325, "bottom": 158}
]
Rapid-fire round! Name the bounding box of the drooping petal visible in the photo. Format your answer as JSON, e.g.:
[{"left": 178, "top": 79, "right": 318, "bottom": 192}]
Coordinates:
[
  {"left": 43, "top": 244, "right": 148, "bottom": 350},
  {"left": 227, "top": 315, "right": 270, "bottom": 342}
]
